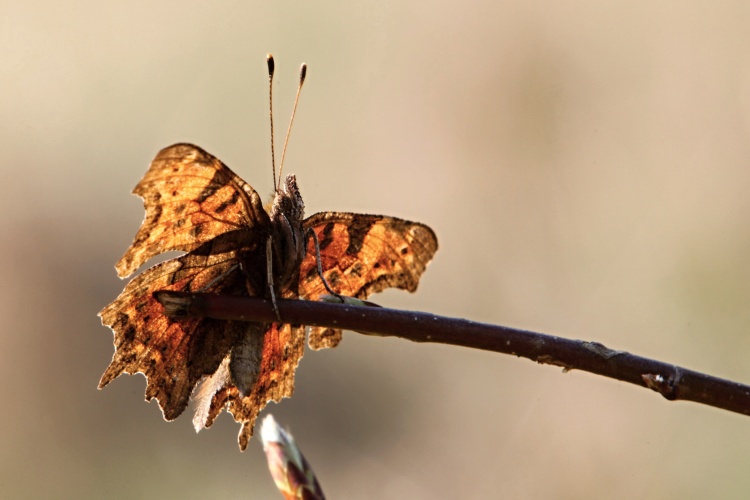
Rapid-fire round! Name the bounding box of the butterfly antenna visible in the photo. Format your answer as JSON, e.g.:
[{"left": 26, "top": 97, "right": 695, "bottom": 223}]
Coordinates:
[
  {"left": 277, "top": 62, "right": 307, "bottom": 185},
  {"left": 267, "top": 54, "right": 278, "bottom": 191}
]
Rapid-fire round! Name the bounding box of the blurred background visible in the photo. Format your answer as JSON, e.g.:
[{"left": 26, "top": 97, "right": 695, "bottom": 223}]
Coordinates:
[{"left": 3, "top": 1, "right": 750, "bottom": 498}]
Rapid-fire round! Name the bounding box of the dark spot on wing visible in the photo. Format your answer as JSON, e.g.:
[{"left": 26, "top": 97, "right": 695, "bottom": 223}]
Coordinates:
[
  {"left": 196, "top": 174, "right": 225, "bottom": 203},
  {"left": 304, "top": 265, "right": 318, "bottom": 282},
  {"left": 318, "top": 222, "right": 335, "bottom": 250},
  {"left": 215, "top": 190, "right": 240, "bottom": 214},
  {"left": 349, "top": 262, "right": 363, "bottom": 277},
  {"left": 150, "top": 204, "right": 163, "bottom": 223},
  {"left": 116, "top": 312, "right": 130, "bottom": 326},
  {"left": 123, "top": 325, "right": 137, "bottom": 342},
  {"left": 346, "top": 217, "right": 378, "bottom": 256},
  {"left": 327, "top": 270, "right": 342, "bottom": 287}
]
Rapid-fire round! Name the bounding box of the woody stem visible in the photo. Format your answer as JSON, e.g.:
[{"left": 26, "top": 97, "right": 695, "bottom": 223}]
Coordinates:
[{"left": 154, "top": 290, "right": 750, "bottom": 418}]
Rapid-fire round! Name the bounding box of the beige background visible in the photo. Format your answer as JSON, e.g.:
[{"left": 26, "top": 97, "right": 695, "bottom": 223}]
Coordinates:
[{"left": 3, "top": 1, "right": 750, "bottom": 498}]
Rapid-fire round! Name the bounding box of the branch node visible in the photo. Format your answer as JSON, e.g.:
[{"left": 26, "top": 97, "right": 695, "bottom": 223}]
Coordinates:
[
  {"left": 642, "top": 370, "right": 680, "bottom": 400},
  {"left": 582, "top": 341, "right": 623, "bottom": 359},
  {"left": 536, "top": 354, "right": 575, "bottom": 372}
]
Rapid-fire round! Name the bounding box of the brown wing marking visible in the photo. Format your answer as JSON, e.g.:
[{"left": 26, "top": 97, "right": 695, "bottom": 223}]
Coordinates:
[
  {"left": 197, "top": 323, "right": 306, "bottom": 450},
  {"left": 115, "top": 143, "right": 269, "bottom": 278},
  {"left": 300, "top": 212, "right": 438, "bottom": 349},
  {"left": 99, "top": 244, "right": 253, "bottom": 421}
]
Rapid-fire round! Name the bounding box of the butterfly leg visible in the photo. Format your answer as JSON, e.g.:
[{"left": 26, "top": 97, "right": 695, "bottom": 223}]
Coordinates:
[
  {"left": 266, "top": 237, "right": 283, "bottom": 322},
  {"left": 306, "top": 228, "right": 344, "bottom": 303}
]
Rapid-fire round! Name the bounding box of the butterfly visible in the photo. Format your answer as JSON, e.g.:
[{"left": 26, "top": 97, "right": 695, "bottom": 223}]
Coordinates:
[{"left": 98, "top": 57, "right": 438, "bottom": 450}]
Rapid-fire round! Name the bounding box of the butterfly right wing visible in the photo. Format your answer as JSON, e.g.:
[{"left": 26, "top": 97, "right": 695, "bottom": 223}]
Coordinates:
[
  {"left": 115, "top": 143, "right": 270, "bottom": 278},
  {"left": 300, "top": 212, "right": 438, "bottom": 349}
]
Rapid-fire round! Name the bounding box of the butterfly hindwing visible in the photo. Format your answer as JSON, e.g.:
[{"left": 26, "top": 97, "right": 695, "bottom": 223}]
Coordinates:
[
  {"left": 195, "top": 323, "right": 306, "bottom": 451},
  {"left": 99, "top": 246, "right": 252, "bottom": 420}
]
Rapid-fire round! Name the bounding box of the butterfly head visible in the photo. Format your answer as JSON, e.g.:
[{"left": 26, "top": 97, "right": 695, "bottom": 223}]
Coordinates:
[
  {"left": 272, "top": 174, "right": 304, "bottom": 223},
  {"left": 269, "top": 174, "right": 306, "bottom": 290}
]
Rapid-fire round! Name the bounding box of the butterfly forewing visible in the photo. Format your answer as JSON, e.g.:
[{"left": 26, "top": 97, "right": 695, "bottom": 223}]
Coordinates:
[
  {"left": 300, "top": 212, "right": 438, "bottom": 349},
  {"left": 115, "top": 144, "right": 270, "bottom": 278}
]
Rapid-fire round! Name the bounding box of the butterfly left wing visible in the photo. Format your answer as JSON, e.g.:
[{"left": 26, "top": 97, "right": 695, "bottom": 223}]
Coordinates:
[
  {"left": 115, "top": 143, "right": 269, "bottom": 278},
  {"left": 300, "top": 212, "right": 438, "bottom": 349},
  {"left": 99, "top": 231, "right": 265, "bottom": 421}
]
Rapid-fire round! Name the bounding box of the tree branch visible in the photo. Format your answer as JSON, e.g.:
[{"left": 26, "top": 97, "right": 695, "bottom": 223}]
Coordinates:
[{"left": 155, "top": 291, "right": 750, "bottom": 417}]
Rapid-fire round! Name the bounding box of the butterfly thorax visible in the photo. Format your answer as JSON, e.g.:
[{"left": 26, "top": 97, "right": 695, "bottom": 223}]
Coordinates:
[{"left": 269, "top": 174, "right": 306, "bottom": 293}]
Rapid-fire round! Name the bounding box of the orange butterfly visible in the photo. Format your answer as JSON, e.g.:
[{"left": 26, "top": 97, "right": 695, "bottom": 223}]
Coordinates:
[{"left": 99, "top": 57, "right": 438, "bottom": 450}]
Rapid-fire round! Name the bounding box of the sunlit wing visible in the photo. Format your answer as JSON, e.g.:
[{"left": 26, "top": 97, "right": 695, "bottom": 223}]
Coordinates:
[
  {"left": 99, "top": 232, "right": 264, "bottom": 421},
  {"left": 300, "top": 212, "right": 438, "bottom": 349},
  {"left": 115, "top": 143, "right": 270, "bottom": 278},
  {"left": 194, "top": 323, "right": 306, "bottom": 451}
]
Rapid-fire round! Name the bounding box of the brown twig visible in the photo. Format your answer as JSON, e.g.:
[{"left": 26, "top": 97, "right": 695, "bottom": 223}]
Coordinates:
[{"left": 155, "top": 291, "right": 750, "bottom": 417}]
